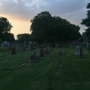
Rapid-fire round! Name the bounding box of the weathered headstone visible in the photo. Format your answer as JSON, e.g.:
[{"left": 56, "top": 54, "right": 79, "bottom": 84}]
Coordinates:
[
  {"left": 33, "top": 48, "right": 40, "bottom": 60},
  {"left": 79, "top": 46, "right": 84, "bottom": 58},
  {"left": 30, "top": 42, "right": 34, "bottom": 51},
  {"left": 87, "top": 43, "right": 90, "bottom": 53},
  {"left": 23, "top": 45, "right": 26, "bottom": 52},
  {"left": 45, "top": 45, "right": 50, "bottom": 54},
  {"left": 29, "top": 54, "right": 35, "bottom": 62},
  {"left": 11, "top": 46, "right": 16, "bottom": 54},
  {"left": 59, "top": 50, "right": 64, "bottom": 55},
  {"left": 40, "top": 45, "right": 44, "bottom": 57},
  {"left": 75, "top": 45, "right": 80, "bottom": 56}
]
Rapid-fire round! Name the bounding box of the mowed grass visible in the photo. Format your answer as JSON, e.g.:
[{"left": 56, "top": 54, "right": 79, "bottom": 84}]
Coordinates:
[{"left": 0, "top": 46, "right": 90, "bottom": 90}]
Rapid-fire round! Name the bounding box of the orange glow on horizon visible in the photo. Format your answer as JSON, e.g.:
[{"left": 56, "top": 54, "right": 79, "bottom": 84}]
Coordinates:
[{"left": 0, "top": 14, "right": 32, "bottom": 39}]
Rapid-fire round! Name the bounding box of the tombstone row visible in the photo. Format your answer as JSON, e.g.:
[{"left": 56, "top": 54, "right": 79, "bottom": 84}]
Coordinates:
[{"left": 29, "top": 44, "right": 52, "bottom": 63}]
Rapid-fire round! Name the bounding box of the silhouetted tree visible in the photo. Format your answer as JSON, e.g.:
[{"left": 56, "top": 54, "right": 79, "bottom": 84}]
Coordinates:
[
  {"left": 17, "top": 33, "right": 31, "bottom": 43},
  {"left": 2, "top": 33, "right": 15, "bottom": 42},
  {"left": 0, "top": 17, "right": 12, "bottom": 38},
  {"left": 30, "top": 11, "right": 81, "bottom": 43},
  {"left": 81, "top": 3, "right": 90, "bottom": 40}
]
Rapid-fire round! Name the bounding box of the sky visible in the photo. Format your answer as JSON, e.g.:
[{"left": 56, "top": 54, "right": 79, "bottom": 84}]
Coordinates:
[{"left": 0, "top": 0, "right": 89, "bottom": 39}]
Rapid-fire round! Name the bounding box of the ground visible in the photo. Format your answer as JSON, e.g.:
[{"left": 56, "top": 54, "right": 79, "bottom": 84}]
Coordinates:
[{"left": 0, "top": 46, "right": 90, "bottom": 90}]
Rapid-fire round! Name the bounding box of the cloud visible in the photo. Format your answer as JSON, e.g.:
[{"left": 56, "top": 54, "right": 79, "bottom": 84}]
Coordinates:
[{"left": 0, "top": 0, "right": 90, "bottom": 33}]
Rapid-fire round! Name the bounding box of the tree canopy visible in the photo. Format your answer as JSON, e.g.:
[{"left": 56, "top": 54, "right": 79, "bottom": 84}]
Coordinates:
[
  {"left": 17, "top": 33, "right": 31, "bottom": 43},
  {"left": 30, "top": 11, "right": 81, "bottom": 43},
  {"left": 81, "top": 3, "right": 90, "bottom": 40},
  {"left": 0, "top": 17, "right": 15, "bottom": 42},
  {"left": 2, "top": 33, "right": 15, "bottom": 42}
]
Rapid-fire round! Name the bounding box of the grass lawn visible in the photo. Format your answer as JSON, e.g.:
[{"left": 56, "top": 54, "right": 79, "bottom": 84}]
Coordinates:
[{"left": 0, "top": 46, "right": 90, "bottom": 90}]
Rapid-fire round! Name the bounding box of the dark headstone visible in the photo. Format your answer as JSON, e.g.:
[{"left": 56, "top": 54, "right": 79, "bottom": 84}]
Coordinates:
[
  {"left": 87, "top": 43, "right": 90, "bottom": 53},
  {"left": 30, "top": 42, "right": 34, "bottom": 51},
  {"left": 59, "top": 50, "right": 64, "bottom": 55},
  {"left": 23, "top": 46, "right": 26, "bottom": 52},
  {"left": 29, "top": 54, "right": 35, "bottom": 62},
  {"left": 79, "top": 46, "right": 84, "bottom": 58},
  {"left": 33, "top": 49, "right": 40, "bottom": 60},
  {"left": 11, "top": 46, "right": 16, "bottom": 54},
  {"left": 40, "top": 45, "right": 44, "bottom": 57},
  {"left": 75, "top": 45, "right": 80, "bottom": 56}
]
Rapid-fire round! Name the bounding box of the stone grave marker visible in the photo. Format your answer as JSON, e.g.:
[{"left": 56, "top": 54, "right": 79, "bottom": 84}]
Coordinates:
[
  {"left": 40, "top": 45, "right": 44, "bottom": 57},
  {"left": 33, "top": 48, "right": 40, "bottom": 60},
  {"left": 87, "top": 43, "right": 90, "bottom": 53},
  {"left": 30, "top": 42, "right": 34, "bottom": 51},
  {"left": 79, "top": 46, "right": 84, "bottom": 58},
  {"left": 75, "top": 45, "right": 80, "bottom": 56},
  {"left": 23, "top": 45, "right": 26, "bottom": 52},
  {"left": 59, "top": 50, "right": 64, "bottom": 55},
  {"left": 11, "top": 46, "right": 16, "bottom": 54},
  {"left": 29, "top": 54, "right": 35, "bottom": 62}
]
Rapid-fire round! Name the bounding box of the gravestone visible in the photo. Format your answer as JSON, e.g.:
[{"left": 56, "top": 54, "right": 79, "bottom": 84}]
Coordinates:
[
  {"left": 29, "top": 54, "right": 35, "bottom": 62},
  {"left": 33, "top": 48, "right": 40, "bottom": 60},
  {"left": 40, "top": 45, "right": 44, "bottom": 57},
  {"left": 46, "top": 45, "right": 50, "bottom": 53},
  {"left": 59, "top": 50, "right": 64, "bottom": 55},
  {"left": 79, "top": 46, "right": 84, "bottom": 58},
  {"left": 87, "top": 43, "right": 90, "bottom": 53},
  {"left": 29, "top": 48, "right": 40, "bottom": 63},
  {"left": 75, "top": 45, "right": 80, "bottom": 56},
  {"left": 45, "top": 45, "right": 50, "bottom": 54},
  {"left": 30, "top": 42, "right": 34, "bottom": 51},
  {"left": 11, "top": 46, "right": 16, "bottom": 54},
  {"left": 23, "top": 45, "right": 26, "bottom": 52}
]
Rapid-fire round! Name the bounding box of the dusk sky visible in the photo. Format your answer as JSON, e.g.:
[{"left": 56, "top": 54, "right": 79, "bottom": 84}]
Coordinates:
[{"left": 0, "top": 0, "right": 89, "bottom": 39}]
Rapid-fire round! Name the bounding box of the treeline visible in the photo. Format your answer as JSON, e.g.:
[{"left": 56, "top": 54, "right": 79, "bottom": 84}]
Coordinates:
[
  {"left": 0, "top": 17, "right": 15, "bottom": 42},
  {"left": 1, "top": 2, "right": 90, "bottom": 44}
]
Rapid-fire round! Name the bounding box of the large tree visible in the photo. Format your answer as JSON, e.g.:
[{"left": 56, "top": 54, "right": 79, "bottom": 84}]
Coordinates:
[
  {"left": 0, "top": 17, "right": 13, "bottom": 41},
  {"left": 81, "top": 3, "right": 90, "bottom": 40},
  {"left": 2, "top": 33, "right": 15, "bottom": 42},
  {"left": 30, "top": 11, "right": 81, "bottom": 43}
]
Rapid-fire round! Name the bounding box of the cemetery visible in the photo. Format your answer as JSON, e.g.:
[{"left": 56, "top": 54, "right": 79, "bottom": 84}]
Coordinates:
[
  {"left": 0, "top": 2, "right": 90, "bottom": 90},
  {"left": 0, "top": 44, "right": 90, "bottom": 90}
]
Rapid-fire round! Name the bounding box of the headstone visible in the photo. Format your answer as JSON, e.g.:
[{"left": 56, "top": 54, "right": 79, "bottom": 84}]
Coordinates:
[
  {"left": 30, "top": 42, "right": 34, "bottom": 51},
  {"left": 79, "top": 46, "right": 84, "bottom": 58},
  {"left": 87, "top": 43, "right": 90, "bottom": 53},
  {"left": 22, "top": 45, "right": 26, "bottom": 52},
  {"left": 75, "top": 45, "right": 80, "bottom": 56},
  {"left": 59, "top": 50, "right": 64, "bottom": 55},
  {"left": 29, "top": 54, "right": 35, "bottom": 62},
  {"left": 40, "top": 45, "right": 44, "bottom": 57},
  {"left": 46, "top": 45, "right": 50, "bottom": 53},
  {"left": 33, "top": 48, "right": 40, "bottom": 60},
  {"left": 11, "top": 46, "right": 16, "bottom": 54},
  {"left": 29, "top": 48, "right": 40, "bottom": 63},
  {"left": 45, "top": 45, "right": 50, "bottom": 54}
]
